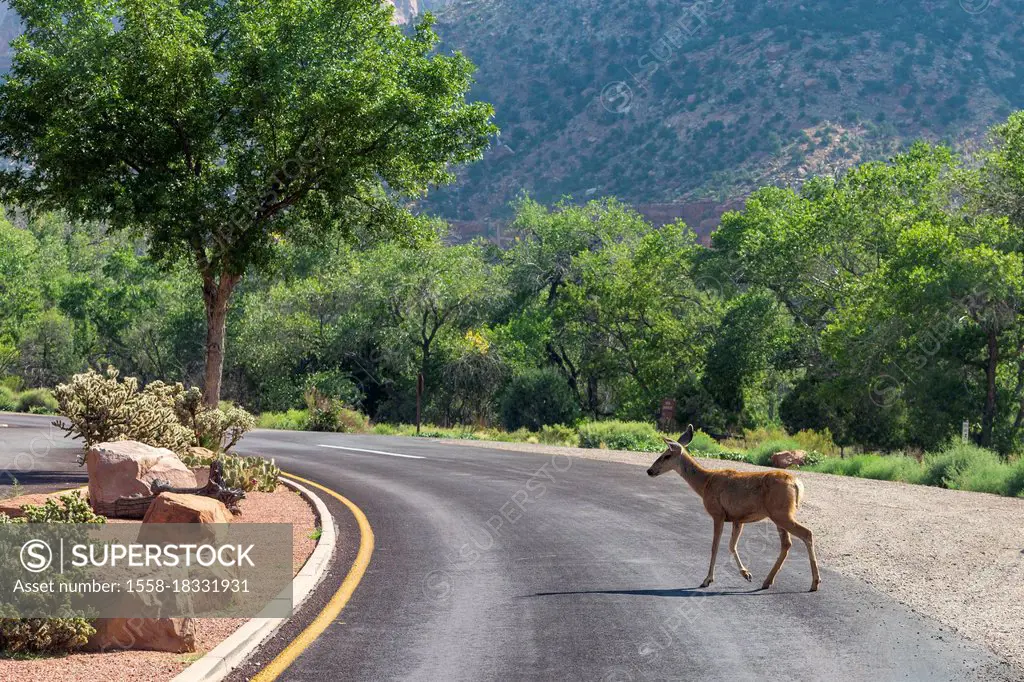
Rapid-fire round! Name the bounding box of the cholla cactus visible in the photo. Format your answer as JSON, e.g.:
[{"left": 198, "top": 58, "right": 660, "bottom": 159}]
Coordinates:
[
  {"left": 53, "top": 367, "right": 192, "bottom": 461},
  {"left": 174, "top": 386, "right": 255, "bottom": 452},
  {"left": 55, "top": 366, "right": 256, "bottom": 460}
]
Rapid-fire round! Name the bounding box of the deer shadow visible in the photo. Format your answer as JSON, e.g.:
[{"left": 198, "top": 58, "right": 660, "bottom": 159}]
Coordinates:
[{"left": 529, "top": 585, "right": 806, "bottom": 598}]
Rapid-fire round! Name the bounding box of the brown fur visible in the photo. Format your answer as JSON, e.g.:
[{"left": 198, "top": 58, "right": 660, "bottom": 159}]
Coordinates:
[{"left": 647, "top": 425, "right": 820, "bottom": 592}]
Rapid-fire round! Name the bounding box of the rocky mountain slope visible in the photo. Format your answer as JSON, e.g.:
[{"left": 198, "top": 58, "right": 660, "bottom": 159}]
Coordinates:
[
  {"left": 424, "top": 0, "right": 1023, "bottom": 237},
  {"left": 388, "top": 0, "right": 456, "bottom": 24}
]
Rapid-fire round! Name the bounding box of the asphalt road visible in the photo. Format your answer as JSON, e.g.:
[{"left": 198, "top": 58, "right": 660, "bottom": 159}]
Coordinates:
[{"left": 0, "top": 414, "right": 1009, "bottom": 681}]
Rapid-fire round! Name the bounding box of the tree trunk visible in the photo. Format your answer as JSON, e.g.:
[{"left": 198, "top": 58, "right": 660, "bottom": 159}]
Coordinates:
[
  {"left": 981, "top": 328, "right": 999, "bottom": 447},
  {"left": 201, "top": 271, "right": 239, "bottom": 408}
]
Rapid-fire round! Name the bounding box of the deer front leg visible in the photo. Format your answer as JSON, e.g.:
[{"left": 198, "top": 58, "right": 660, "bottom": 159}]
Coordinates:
[
  {"left": 729, "top": 522, "right": 752, "bottom": 582},
  {"left": 700, "top": 516, "right": 724, "bottom": 588}
]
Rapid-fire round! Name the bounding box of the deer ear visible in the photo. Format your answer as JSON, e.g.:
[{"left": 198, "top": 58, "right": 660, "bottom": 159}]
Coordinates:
[
  {"left": 661, "top": 436, "right": 680, "bottom": 451},
  {"left": 678, "top": 424, "right": 694, "bottom": 447}
]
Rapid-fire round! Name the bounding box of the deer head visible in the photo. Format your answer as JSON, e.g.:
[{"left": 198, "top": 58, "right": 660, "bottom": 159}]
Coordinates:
[{"left": 647, "top": 424, "right": 694, "bottom": 477}]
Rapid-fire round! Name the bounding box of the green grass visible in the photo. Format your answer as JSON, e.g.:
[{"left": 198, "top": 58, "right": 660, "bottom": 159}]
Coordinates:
[
  {"left": 805, "top": 453, "right": 924, "bottom": 483},
  {"left": 688, "top": 429, "right": 725, "bottom": 455},
  {"left": 746, "top": 438, "right": 801, "bottom": 466},
  {"left": 576, "top": 420, "right": 663, "bottom": 452},
  {"left": 803, "top": 442, "right": 1024, "bottom": 497},
  {"left": 257, "top": 408, "right": 310, "bottom": 430}
]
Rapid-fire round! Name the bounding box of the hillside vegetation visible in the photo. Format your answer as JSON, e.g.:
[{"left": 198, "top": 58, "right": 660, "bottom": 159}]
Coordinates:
[{"left": 426, "top": 0, "right": 1023, "bottom": 225}]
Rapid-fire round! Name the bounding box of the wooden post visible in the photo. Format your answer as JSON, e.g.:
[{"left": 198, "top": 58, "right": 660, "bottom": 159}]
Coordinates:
[{"left": 416, "top": 372, "right": 424, "bottom": 435}]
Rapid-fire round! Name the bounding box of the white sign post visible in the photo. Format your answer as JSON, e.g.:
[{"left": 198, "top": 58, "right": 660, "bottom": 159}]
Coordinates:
[{"left": 962, "top": 420, "right": 969, "bottom": 443}]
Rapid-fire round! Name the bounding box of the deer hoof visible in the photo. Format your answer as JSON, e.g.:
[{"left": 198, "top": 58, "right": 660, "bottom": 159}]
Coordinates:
[
  {"left": 741, "top": 569, "right": 752, "bottom": 582},
  {"left": 760, "top": 581, "right": 772, "bottom": 591},
  {"left": 700, "top": 578, "right": 713, "bottom": 588},
  {"left": 810, "top": 581, "right": 820, "bottom": 592}
]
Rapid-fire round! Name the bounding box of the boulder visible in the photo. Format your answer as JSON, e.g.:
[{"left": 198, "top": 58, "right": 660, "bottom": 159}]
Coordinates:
[
  {"left": 142, "top": 492, "right": 232, "bottom": 524},
  {"left": 186, "top": 446, "right": 217, "bottom": 460},
  {"left": 0, "top": 487, "right": 88, "bottom": 518},
  {"left": 86, "top": 441, "right": 197, "bottom": 512},
  {"left": 770, "top": 450, "right": 807, "bottom": 469},
  {"left": 87, "top": 617, "right": 196, "bottom": 653}
]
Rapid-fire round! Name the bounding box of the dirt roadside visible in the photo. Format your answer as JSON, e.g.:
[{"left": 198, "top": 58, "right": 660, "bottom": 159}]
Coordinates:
[{"left": 440, "top": 438, "right": 1024, "bottom": 677}]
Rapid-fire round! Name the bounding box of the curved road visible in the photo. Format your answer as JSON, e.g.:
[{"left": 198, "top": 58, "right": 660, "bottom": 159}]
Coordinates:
[{"left": 0, "top": 415, "right": 1008, "bottom": 681}]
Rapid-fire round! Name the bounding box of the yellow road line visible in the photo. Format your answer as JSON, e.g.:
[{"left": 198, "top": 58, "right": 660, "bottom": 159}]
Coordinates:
[{"left": 251, "top": 471, "right": 375, "bottom": 682}]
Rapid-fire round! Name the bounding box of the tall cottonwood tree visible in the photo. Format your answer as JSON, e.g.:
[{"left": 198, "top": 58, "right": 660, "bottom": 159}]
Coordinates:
[{"left": 0, "top": 0, "right": 495, "bottom": 405}]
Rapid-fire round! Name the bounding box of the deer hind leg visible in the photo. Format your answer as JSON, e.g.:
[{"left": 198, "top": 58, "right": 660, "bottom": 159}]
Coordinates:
[
  {"left": 700, "top": 516, "right": 725, "bottom": 588},
  {"left": 761, "top": 526, "right": 791, "bottom": 590},
  {"left": 729, "top": 522, "right": 752, "bottom": 582},
  {"left": 782, "top": 519, "right": 820, "bottom": 592},
  {"left": 770, "top": 516, "right": 819, "bottom": 589}
]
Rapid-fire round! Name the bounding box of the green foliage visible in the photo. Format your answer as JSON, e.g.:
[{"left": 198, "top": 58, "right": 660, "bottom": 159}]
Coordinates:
[
  {"left": 791, "top": 429, "right": 839, "bottom": 457},
  {"left": 499, "top": 368, "right": 580, "bottom": 431},
  {"left": 0, "top": 0, "right": 496, "bottom": 404},
  {"left": 181, "top": 452, "right": 281, "bottom": 493},
  {"left": 746, "top": 439, "right": 802, "bottom": 467},
  {"left": 20, "top": 493, "right": 106, "bottom": 525},
  {"left": 803, "top": 443, "right": 1024, "bottom": 496},
  {"left": 806, "top": 454, "right": 924, "bottom": 482},
  {"left": 0, "top": 617, "right": 95, "bottom": 655},
  {"left": 303, "top": 389, "right": 371, "bottom": 433},
  {"left": 0, "top": 494, "right": 102, "bottom": 655},
  {"left": 0, "top": 385, "right": 17, "bottom": 411},
  {"left": 537, "top": 424, "right": 578, "bottom": 446},
  {"left": 688, "top": 429, "right": 724, "bottom": 455},
  {"left": 1006, "top": 460, "right": 1024, "bottom": 498},
  {"left": 921, "top": 443, "right": 1006, "bottom": 489},
  {"left": 53, "top": 367, "right": 193, "bottom": 458},
  {"left": 174, "top": 388, "right": 255, "bottom": 452},
  {"left": 257, "top": 409, "right": 310, "bottom": 431},
  {"left": 576, "top": 421, "right": 663, "bottom": 452},
  {"left": 13, "top": 388, "right": 58, "bottom": 414}
]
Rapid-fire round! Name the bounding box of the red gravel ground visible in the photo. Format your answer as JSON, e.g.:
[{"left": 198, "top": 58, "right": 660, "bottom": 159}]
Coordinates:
[{"left": 0, "top": 485, "right": 319, "bottom": 682}]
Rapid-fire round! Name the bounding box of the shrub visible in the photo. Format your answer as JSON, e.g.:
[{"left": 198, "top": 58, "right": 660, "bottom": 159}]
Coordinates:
[
  {"left": 1006, "top": 459, "right": 1024, "bottom": 498},
  {"left": 0, "top": 618, "right": 95, "bottom": 655},
  {"left": 577, "top": 421, "right": 663, "bottom": 452},
  {"left": 499, "top": 368, "right": 580, "bottom": 431},
  {"left": 0, "top": 385, "right": 16, "bottom": 411},
  {"left": 15, "top": 388, "right": 58, "bottom": 414},
  {"left": 688, "top": 429, "right": 724, "bottom": 455},
  {"left": 805, "top": 453, "right": 923, "bottom": 483},
  {"left": 21, "top": 493, "right": 106, "bottom": 524},
  {"left": 538, "top": 424, "right": 578, "bottom": 446},
  {"left": 791, "top": 429, "right": 838, "bottom": 457},
  {"left": 747, "top": 438, "right": 801, "bottom": 466},
  {"left": 258, "top": 409, "right": 310, "bottom": 431},
  {"left": 303, "top": 388, "right": 370, "bottom": 433},
  {"left": 174, "top": 388, "right": 256, "bottom": 452},
  {"left": 921, "top": 443, "right": 1004, "bottom": 489},
  {"left": 370, "top": 422, "right": 414, "bottom": 436}
]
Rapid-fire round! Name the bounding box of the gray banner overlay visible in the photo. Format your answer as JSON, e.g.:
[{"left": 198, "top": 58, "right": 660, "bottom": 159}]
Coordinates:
[{"left": 0, "top": 523, "right": 293, "bottom": 618}]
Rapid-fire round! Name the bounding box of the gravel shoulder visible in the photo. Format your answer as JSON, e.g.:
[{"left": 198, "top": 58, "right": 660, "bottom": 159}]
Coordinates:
[
  {"left": 0, "top": 484, "right": 318, "bottom": 682},
  {"left": 439, "top": 438, "right": 1024, "bottom": 677}
]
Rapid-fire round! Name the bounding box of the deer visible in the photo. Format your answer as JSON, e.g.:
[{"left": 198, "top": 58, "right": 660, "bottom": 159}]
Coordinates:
[{"left": 646, "top": 424, "right": 820, "bottom": 592}]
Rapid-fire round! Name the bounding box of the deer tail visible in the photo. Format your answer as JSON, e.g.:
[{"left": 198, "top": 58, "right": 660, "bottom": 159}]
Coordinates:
[{"left": 793, "top": 478, "right": 804, "bottom": 508}]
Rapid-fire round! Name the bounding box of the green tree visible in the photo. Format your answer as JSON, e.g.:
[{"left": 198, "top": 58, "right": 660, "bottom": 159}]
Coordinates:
[{"left": 0, "top": 0, "right": 496, "bottom": 405}]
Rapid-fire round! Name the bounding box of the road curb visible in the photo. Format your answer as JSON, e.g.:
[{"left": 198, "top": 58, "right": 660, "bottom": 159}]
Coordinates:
[{"left": 171, "top": 475, "right": 338, "bottom": 682}]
